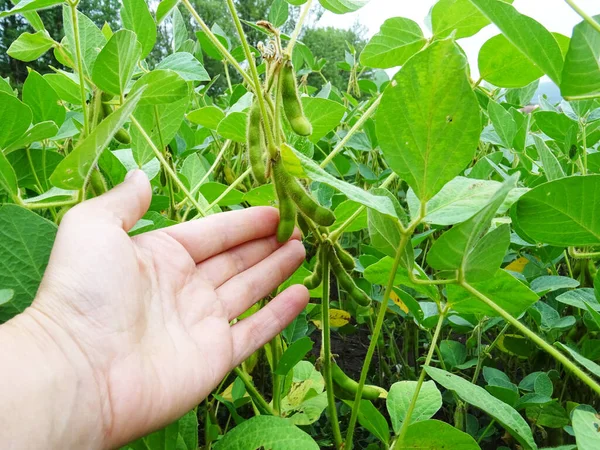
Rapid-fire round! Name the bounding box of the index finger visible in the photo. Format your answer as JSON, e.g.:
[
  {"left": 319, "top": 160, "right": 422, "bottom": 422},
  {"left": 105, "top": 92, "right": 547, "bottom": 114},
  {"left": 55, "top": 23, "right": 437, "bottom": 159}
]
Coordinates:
[{"left": 155, "top": 207, "right": 284, "bottom": 263}]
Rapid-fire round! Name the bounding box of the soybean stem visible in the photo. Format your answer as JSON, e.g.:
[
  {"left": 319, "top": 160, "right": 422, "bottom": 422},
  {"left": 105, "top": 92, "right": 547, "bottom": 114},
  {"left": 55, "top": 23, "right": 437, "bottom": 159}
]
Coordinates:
[
  {"left": 68, "top": 0, "right": 89, "bottom": 138},
  {"left": 232, "top": 367, "right": 275, "bottom": 415},
  {"left": 564, "top": 0, "right": 600, "bottom": 33},
  {"left": 320, "top": 93, "right": 382, "bottom": 169},
  {"left": 203, "top": 167, "right": 251, "bottom": 212},
  {"left": 321, "top": 248, "right": 343, "bottom": 448},
  {"left": 461, "top": 280, "right": 600, "bottom": 396},
  {"left": 131, "top": 117, "right": 207, "bottom": 217},
  {"left": 181, "top": 0, "right": 254, "bottom": 87},
  {"left": 286, "top": 0, "right": 313, "bottom": 56},
  {"left": 223, "top": 0, "right": 277, "bottom": 156}
]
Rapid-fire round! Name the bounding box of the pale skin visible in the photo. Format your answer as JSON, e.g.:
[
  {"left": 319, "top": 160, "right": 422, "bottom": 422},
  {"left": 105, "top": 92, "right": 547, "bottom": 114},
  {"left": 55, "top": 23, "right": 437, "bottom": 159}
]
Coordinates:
[{"left": 0, "top": 170, "right": 309, "bottom": 449}]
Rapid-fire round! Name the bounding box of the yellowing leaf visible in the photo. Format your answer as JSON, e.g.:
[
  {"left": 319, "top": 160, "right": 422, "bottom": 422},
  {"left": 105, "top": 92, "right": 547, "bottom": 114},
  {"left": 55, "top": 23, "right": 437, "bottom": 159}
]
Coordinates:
[
  {"left": 505, "top": 256, "right": 529, "bottom": 273},
  {"left": 391, "top": 290, "right": 409, "bottom": 314},
  {"left": 311, "top": 309, "right": 351, "bottom": 329}
]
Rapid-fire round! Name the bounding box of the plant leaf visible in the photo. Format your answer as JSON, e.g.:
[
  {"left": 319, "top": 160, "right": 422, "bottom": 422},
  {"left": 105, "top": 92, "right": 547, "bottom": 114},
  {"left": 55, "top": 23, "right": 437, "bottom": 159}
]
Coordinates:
[
  {"left": 513, "top": 175, "right": 600, "bottom": 246},
  {"left": 573, "top": 409, "right": 600, "bottom": 450},
  {"left": 50, "top": 88, "right": 144, "bottom": 189},
  {"left": 22, "top": 69, "right": 66, "bottom": 126},
  {"left": 360, "top": 17, "right": 426, "bottom": 69},
  {"left": 430, "top": 0, "right": 514, "bottom": 39},
  {"left": 387, "top": 380, "right": 442, "bottom": 432},
  {"left": 426, "top": 366, "right": 538, "bottom": 450},
  {"left": 7, "top": 30, "right": 54, "bottom": 61},
  {"left": 301, "top": 97, "right": 345, "bottom": 143},
  {"left": 212, "top": 415, "right": 319, "bottom": 449},
  {"left": 376, "top": 38, "right": 481, "bottom": 202},
  {"left": 318, "top": 0, "right": 369, "bottom": 14},
  {"left": 92, "top": 29, "right": 142, "bottom": 97},
  {"left": 0, "top": 92, "right": 32, "bottom": 150},
  {"left": 395, "top": 419, "right": 480, "bottom": 450},
  {"left": 0, "top": 205, "right": 57, "bottom": 322},
  {"left": 121, "top": 0, "right": 157, "bottom": 59},
  {"left": 561, "top": 15, "right": 600, "bottom": 100},
  {"left": 469, "top": 0, "right": 563, "bottom": 85},
  {"left": 156, "top": 52, "right": 210, "bottom": 82}
]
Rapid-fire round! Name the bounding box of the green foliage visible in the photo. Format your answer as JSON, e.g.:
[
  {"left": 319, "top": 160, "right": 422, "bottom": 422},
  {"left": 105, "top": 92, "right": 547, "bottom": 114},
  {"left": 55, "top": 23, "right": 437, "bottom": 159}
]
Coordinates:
[{"left": 1, "top": 0, "right": 600, "bottom": 448}]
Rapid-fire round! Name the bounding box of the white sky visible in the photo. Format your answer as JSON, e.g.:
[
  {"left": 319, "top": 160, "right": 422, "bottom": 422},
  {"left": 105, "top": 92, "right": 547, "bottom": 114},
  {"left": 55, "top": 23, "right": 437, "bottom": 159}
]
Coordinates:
[{"left": 317, "top": 0, "right": 600, "bottom": 77}]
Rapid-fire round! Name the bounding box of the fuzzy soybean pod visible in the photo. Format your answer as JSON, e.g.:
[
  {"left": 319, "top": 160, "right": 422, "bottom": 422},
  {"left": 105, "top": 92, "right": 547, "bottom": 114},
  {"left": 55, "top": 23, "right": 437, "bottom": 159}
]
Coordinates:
[
  {"left": 273, "top": 159, "right": 297, "bottom": 243},
  {"left": 328, "top": 248, "right": 370, "bottom": 307},
  {"left": 331, "top": 363, "right": 380, "bottom": 401},
  {"left": 281, "top": 61, "right": 312, "bottom": 137},
  {"left": 334, "top": 242, "right": 355, "bottom": 271},
  {"left": 286, "top": 178, "right": 335, "bottom": 227},
  {"left": 246, "top": 102, "right": 267, "bottom": 184},
  {"left": 303, "top": 247, "right": 324, "bottom": 290}
]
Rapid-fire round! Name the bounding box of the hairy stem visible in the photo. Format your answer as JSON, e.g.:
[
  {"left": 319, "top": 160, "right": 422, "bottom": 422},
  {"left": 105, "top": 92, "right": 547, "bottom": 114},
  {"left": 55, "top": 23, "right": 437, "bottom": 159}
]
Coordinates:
[
  {"left": 131, "top": 117, "right": 207, "bottom": 217},
  {"left": 232, "top": 367, "right": 275, "bottom": 415},
  {"left": 564, "top": 0, "right": 600, "bottom": 33},
  {"left": 321, "top": 249, "right": 343, "bottom": 448},
  {"left": 68, "top": 0, "right": 89, "bottom": 137},
  {"left": 461, "top": 280, "right": 600, "bottom": 396},
  {"left": 285, "top": 0, "right": 313, "bottom": 56}
]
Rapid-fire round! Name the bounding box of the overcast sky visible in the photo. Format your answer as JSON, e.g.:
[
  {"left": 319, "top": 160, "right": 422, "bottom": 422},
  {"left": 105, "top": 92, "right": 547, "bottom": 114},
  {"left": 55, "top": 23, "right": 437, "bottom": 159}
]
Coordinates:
[{"left": 316, "top": 0, "right": 600, "bottom": 77}]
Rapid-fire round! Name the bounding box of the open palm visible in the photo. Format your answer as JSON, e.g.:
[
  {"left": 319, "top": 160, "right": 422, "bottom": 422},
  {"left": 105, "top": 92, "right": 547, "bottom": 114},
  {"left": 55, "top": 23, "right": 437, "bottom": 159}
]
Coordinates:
[{"left": 30, "top": 170, "right": 309, "bottom": 448}]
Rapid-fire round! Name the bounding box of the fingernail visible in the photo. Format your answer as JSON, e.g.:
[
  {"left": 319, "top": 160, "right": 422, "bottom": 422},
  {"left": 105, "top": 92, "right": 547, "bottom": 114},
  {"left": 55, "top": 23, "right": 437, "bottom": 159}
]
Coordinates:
[{"left": 125, "top": 169, "right": 138, "bottom": 181}]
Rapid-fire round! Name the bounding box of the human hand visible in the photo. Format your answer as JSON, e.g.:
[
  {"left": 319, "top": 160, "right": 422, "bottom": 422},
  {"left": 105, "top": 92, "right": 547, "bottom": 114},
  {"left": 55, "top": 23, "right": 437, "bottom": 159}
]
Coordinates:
[{"left": 0, "top": 170, "right": 308, "bottom": 449}]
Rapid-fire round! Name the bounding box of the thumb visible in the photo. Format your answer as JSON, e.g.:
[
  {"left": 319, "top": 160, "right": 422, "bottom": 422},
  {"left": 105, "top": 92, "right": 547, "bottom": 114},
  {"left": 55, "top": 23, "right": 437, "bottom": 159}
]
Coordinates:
[{"left": 74, "top": 169, "right": 152, "bottom": 231}]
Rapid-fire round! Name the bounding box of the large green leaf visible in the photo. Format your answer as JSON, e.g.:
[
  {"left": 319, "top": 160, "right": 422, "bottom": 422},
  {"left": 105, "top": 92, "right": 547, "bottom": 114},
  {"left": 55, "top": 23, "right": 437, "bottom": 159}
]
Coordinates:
[
  {"left": 62, "top": 5, "right": 106, "bottom": 79},
  {"left": 44, "top": 72, "right": 82, "bottom": 105},
  {"left": 121, "top": 0, "right": 157, "bottom": 59},
  {"left": 513, "top": 175, "right": 600, "bottom": 246},
  {"left": 50, "top": 89, "right": 144, "bottom": 189},
  {"left": 342, "top": 399, "right": 390, "bottom": 445},
  {"left": 285, "top": 145, "right": 397, "bottom": 218},
  {"left": 269, "top": 0, "right": 289, "bottom": 28},
  {"left": 561, "top": 15, "right": 600, "bottom": 100},
  {"left": 462, "top": 223, "right": 510, "bottom": 282},
  {"left": 92, "top": 29, "right": 142, "bottom": 97},
  {"left": 367, "top": 187, "right": 408, "bottom": 258},
  {"left": 0, "top": 205, "right": 57, "bottom": 322},
  {"left": 131, "top": 95, "right": 189, "bottom": 166},
  {"left": 156, "top": 52, "right": 210, "bottom": 82},
  {"left": 376, "top": 38, "right": 481, "bottom": 202},
  {"left": 125, "top": 410, "right": 198, "bottom": 450},
  {"left": 426, "top": 366, "right": 538, "bottom": 450},
  {"left": 534, "top": 136, "right": 565, "bottom": 181},
  {"left": 301, "top": 97, "right": 345, "bottom": 143},
  {"left": 427, "top": 175, "right": 516, "bottom": 277},
  {"left": 129, "top": 69, "right": 188, "bottom": 106},
  {"left": 488, "top": 100, "right": 517, "bottom": 148},
  {"left": 187, "top": 106, "right": 225, "bottom": 130},
  {"left": 478, "top": 34, "right": 543, "bottom": 88},
  {"left": 5, "top": 121, "right": 58, "bottom": 154},
  {"left": 217, "top": 111, "right": 247, "bottom": 143},
  {"left": 318, "top": 0, "right": 369, "bottom": 14},
  {"left": 0, "top": 151, "right": 19, "bottom": 199},
  {"left": 22, "top": 69, "right": 66, "bottom": 126},
  {"left": 360, "top": 17, "right": 425, "bottom": 69},
  {"left": 0, "top": 92, "right": 32, "bottom": 150},
  {"left": 447, "top": 269, "right": 539, "bottom": 318},
  {"left": 7, "top": 30, "right": 54, "bottom": 62},
  {"left": 156, "top": 0, "right": 180, "bottom": 24},
  {"left": 396, "top": 419, "right": 480, "bottom": 450},
  {"left": 573, "top": 409, "right": 600, "bottom": 450},
  {"left": 407, "top": 177, "right": 526, "bottom": 226},
  {"left": 0, "top": 0, "right": 62, "bottom": 19},
  {"left": 469, "top": 0, "right": 563, "bottom": 85},
  {"left": 387, "top": 380, "right": 442, "bottom": 433},
  {"left": 212, "top": 415, "right": 319, "bottom": 449},
  {"left": 430, "top": 0, "right": 513, "bottom": 39}
]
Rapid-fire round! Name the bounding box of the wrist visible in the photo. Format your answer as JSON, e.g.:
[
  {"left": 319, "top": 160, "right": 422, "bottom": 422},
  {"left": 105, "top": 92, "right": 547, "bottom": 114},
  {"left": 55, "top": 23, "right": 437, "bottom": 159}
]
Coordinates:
[{"left": 0, "top": 305, "right": 108, "bottom": 449}]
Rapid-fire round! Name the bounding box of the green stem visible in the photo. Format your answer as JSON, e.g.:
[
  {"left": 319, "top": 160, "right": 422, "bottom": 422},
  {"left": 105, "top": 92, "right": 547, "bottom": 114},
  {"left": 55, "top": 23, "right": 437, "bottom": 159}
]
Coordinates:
[
  {"left": 344, "top": 233, "right": 411, "bottom": 450},
  {"left": 270, "top": 337, "right": 282, "bottom": 415},
  {"left": 321, "top": 248, "right": 343, "bottom": 448},
  {"left": 232, "top": 367, "right": 275, "bottom": 415},
  {"left": 460, "top": 280, "right": 600, "bottom": 396},
  {"left": 285, "top": 0, "right": 313, "bottom": 57},
  {"left": 394, "top": 307, "right": 447, "bottom": 445},
  {"left": 328, "top": 172, "right": 397, "bottom": 242},
  {"left": 181, "top": 0, "right": 254, "bottom": 87},
  {"left": 564, "top": 0, "right": 600, "bottom": 33},
  {"left": 320, "top": 93, "right": 382, "bottom": 169},
  {"left": 477, "top": 419, "right": 496, "bottom": 444},
  {"left": 130, "top": 117, "right": 207, "bottom": 217},
  {"left": 68, "top": 0, "right": 89, "bottom": 137},
  {"left": 569, "top": 247, "right": 600, "bottom": 260},
  {"left": 203, "top": 167, "right": 251, "bottom": 212},
  {"left": 581, "top": 121, "right": 588, "bottom": 175},
  {"left": 223, "top": 0, "right": 277, "bottom": 156},
  {"left": 177, "top": 140, "right": 232, "bottom": 209}
]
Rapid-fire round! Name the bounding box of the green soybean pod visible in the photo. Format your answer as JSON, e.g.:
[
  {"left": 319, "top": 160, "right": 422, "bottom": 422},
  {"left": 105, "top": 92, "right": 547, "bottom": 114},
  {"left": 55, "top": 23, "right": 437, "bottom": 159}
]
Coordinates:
[
  {"left": 284, "top": 176, "right": 335, "bottom": 227},
  {"left": 246, "top": 102, "right": 267, "bottom": 184},
  {"left": 88, "top": 168, "right": 107, "bottom": 195},
  {"left": 303, "top": 247, "right": 323, "bottom": 290},
  {"left": 280, "top": 61, "right": 312, "bottom": 137},
  {"left": 273, "top": 159, "right": 297, "bottom": 243},
  {"left": 328, "top": 248, "right": 370, "bottom": 306},
  {"left": 333, "top": 242, "right": 355, "bottom": 271},
  {"left": 331, "top": 363, "right": 380, "bottom": 400}
]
